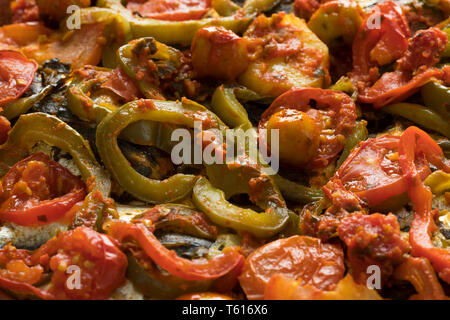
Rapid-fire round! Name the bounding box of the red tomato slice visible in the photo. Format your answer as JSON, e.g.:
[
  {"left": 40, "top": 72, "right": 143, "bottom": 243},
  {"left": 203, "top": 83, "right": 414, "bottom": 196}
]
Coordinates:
[
  {"left": 0, "top": 153, "right": 86, "bottom": 226},
  {"left": 0, "top": 227, "right": 127, "bottom": 300},
  {"left": 238, "top": 235, "right": 345, "bottom": 300},
  {"left": 0, "top": 50, "right": 37, "bottom": 105},
  {"left": 127, "top": 0, "right": 211, "bottom": 21},
  {"left": 335, "top": 135, "right": 431, "bottom": 208},
  {"left": 31, "top": 227, "right": 127, "bottom": 300},
  {"left": 106, "top": 220, "right": 244, "bottom": 281}
]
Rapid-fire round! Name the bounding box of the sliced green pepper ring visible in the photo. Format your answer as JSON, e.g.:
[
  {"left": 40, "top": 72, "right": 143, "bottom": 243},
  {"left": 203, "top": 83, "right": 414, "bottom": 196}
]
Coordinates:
[
  {"left": 117, "top": 37, "right": 182, "bottom": 99},
  {"left": 211, "top": 85, "right": 253, "bottom": 130},
  {"left": 96, "top": 98, "right": 224, "bottom": 203},
  {"left": 126, "top": 252, "right": 212, "bottom": 299},
  {"left": 67, "top": 66, "right": 120, "bottom": 123},
  {"left": 421, "top": 81, "right": 450, "bottom": 120},
  {"left": 192, "top": 176, "right": 289, "bottom": 238},
  {"left": 97, "top": 0, "right": 252, "bottom": 46},
  {"left": 1, "top": 85, "right": 52, "bottom": 120}
]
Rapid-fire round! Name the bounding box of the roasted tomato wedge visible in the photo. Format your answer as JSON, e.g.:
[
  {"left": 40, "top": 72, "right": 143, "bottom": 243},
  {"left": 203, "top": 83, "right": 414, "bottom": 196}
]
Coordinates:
[
  {"left": 0, "top": 50, "right": 38, "bottom": 105},
  {"left": 0, "top": 227, "right": 127, "bottom": 300},
  {"left": 334, "top": 134, "right": 431, "bottom": 209},
  {"left": 127, "top": 0, "right": 211, "bottom": 21},
  {"left": 238, "top": 235, "right": 345, "bottom": 300},
  {"left": 259, "top": 88, "right": 357, "bottom": 169},
  {"left": 0, "top": 153, "right": 86, "bottom": 226}
]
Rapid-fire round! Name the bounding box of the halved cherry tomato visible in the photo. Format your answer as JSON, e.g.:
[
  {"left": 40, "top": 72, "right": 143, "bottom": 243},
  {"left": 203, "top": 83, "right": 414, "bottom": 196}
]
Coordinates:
[
  {"left": 32, "top": 226, "right": 127, "bottom": 300},
  {"left": 0, "top": 153, "right": 86, "bottom": 226},
  {"left": 0, "top": 50, "right": 37, "bottom": 105},
  {"left": 259, "top": 88, "right": 357, "bottom": 168},
  {"left": 238, "top": 235, "right": 345, "bottom": 300},
  {"left": 127, "top": 0, "right": 211, "bottom": 21},
  {"left": 398, "top": 126, "right": 450, "bottom": 283},
  {"left": 335, "top": 135, "right": 431, "bottom": 208},
  {"left": 0, "top": 227, "right": 127, "bottom": 300},
  {"left": 105, "top": 220, "right": 244, "bottom": 281}
]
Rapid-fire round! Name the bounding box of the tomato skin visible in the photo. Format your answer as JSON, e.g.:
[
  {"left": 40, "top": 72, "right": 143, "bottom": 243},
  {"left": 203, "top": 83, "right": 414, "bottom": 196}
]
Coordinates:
[
  {"left": 0, "top": 153, "right": 86, "bottom": 226},
  {"left": 259, "top": 88, "right": 356, "bottom": 169},
  {"left": 238, "top": 235, "right": 345, "bottom": 300},
  {"left": 335, "top": 135, "right": 431, "bottom": 209},
  {"left": 127, "top": 0, "right": 211, "bottom": 21},
  {"left": 0, "top": 50, "right": 37, "bottom": 105},
  {"left": 32, "top": 227, "right": 127, "bottom": 300}
]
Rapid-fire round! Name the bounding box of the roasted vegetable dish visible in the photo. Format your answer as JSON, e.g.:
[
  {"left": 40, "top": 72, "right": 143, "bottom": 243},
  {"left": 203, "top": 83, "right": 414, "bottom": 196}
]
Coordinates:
[{"left": 0, "top": 0, "right": 449, "bottom": 300}]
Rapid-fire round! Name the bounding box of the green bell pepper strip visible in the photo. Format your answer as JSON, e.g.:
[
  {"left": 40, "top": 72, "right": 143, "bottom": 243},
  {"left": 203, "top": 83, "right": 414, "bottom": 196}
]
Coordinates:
[
  {"left": 382, "top": 103, "right": 450, "bottom": 139},
  {"left": 96, "top": 98, "right": 225, "bottom": 203},
  {"left": 243, "top": 0, "right": 281, "bottom": 15},
  {"left": 336, "top": 120, "right": 368, "bottom": 168},
  {"left": 192, "top": 176, "right": 289, "bottom": 238},
  {"left": 0, "top": 86, "right": 52, "bottom": 120},
  {"left": 0, "top": 112, "right": 110, "bottom": 196},
  {"left": 421, "top": 81, "right": 450, "bottom": 120},
  {"left": 207, "top": 234, "right": 241, "bottom": 259},
  {"left": 436, "top": 18, "right": 450, "bottom": 58},
  {"left": 67, "top": 66, "right": 178, "bottom": 152},
  {"left": 117, "top": 37, "right": 182, "bottom": 99},
  {"left": 211, "top": 85, "right": 253, "bottom": 130},
  {"left": 438, "top": 140, "right": 450, "bottom": 158},
  {"left": 67, "top": 67, "right": 119, "bottom": 123},
  {"left": 126, "top": 252, "right": 212, "bottom": 299},
  {"left": 211, "top": 0, "right": 241, "bottom": 16},
  {"left": 97, "top": 0, "right": 252, "bottom": 46},
  {"left": 272, "top": 175, "right": 324, "bottom": 204}
]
